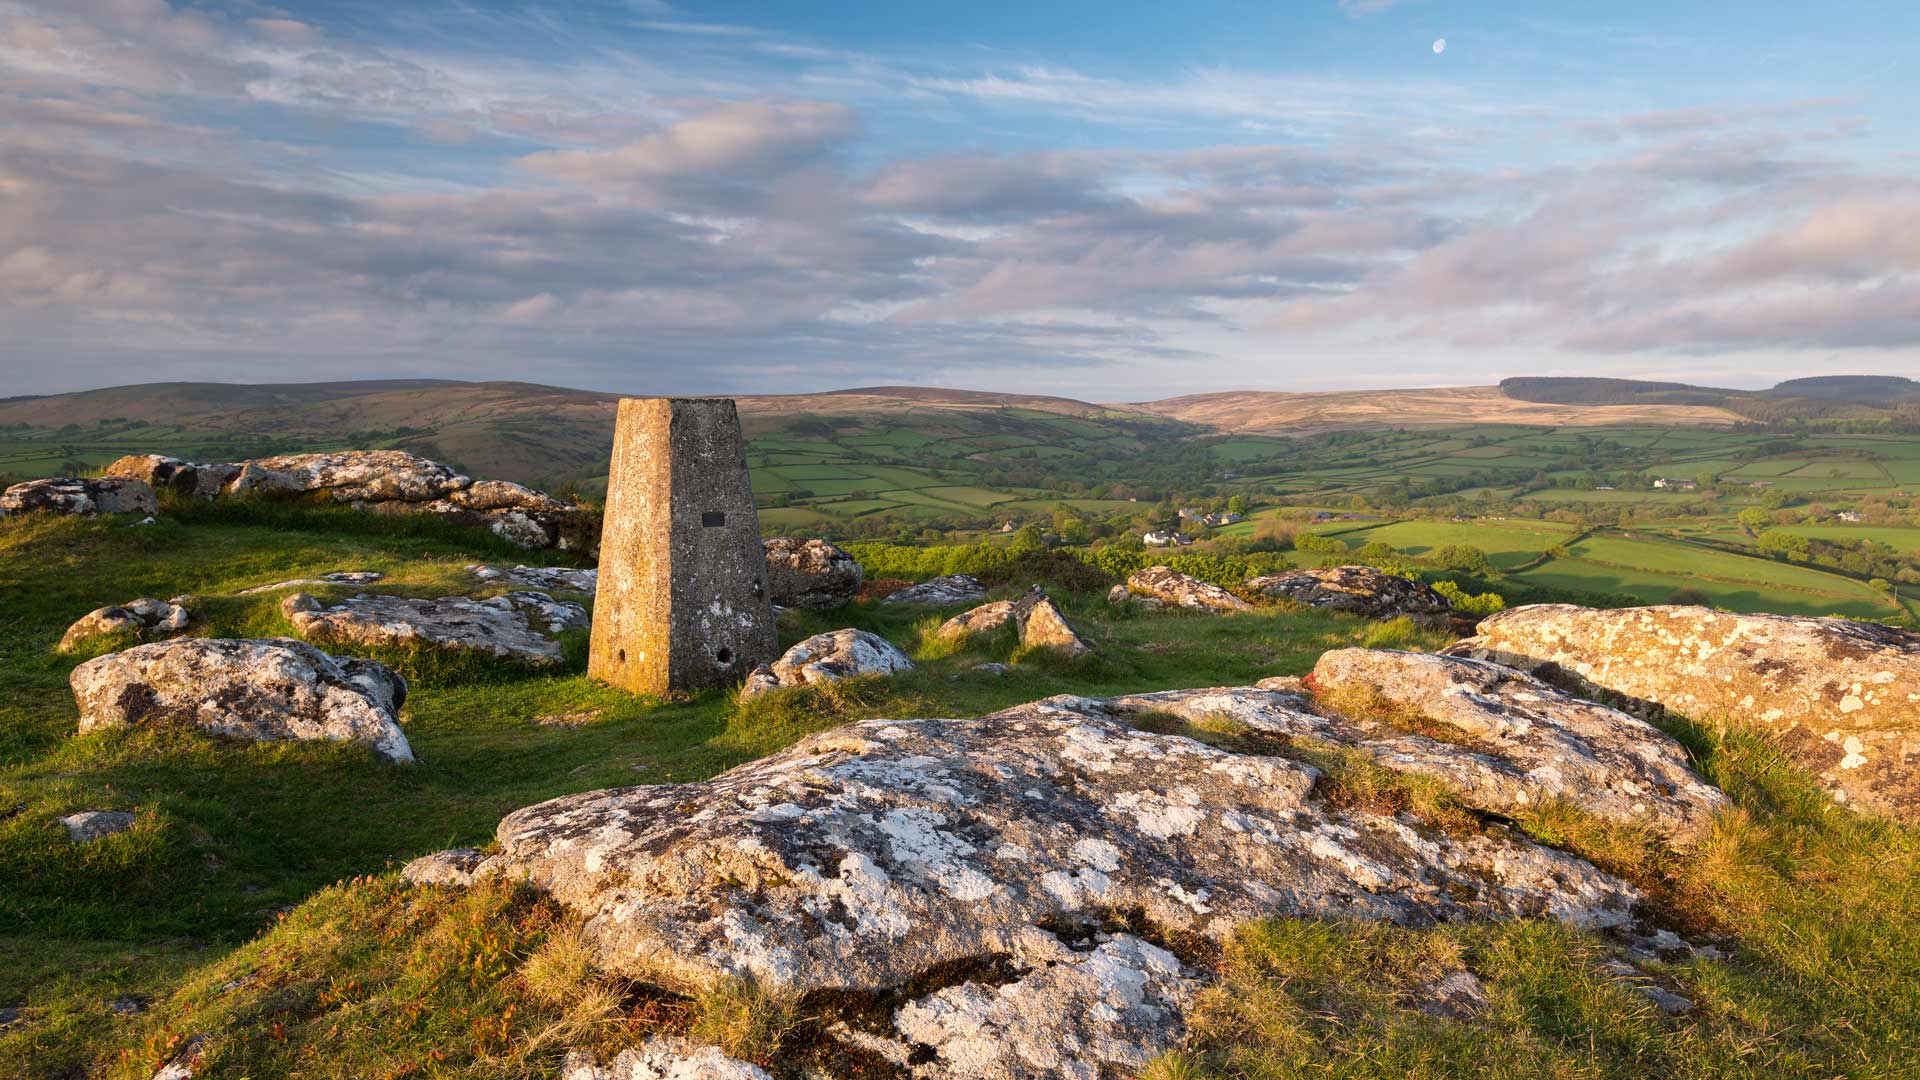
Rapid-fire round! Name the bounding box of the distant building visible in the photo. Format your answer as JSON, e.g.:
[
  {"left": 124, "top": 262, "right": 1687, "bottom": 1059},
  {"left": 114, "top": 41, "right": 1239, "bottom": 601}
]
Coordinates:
[
  {"left": 1144, "top": 531, "right": 1193, "bottom": 547},
  {"left": 1837, "top": 511, "right": 1863, "bottom": 523},
  {"left": 999, "top": 521, "right": 1016, "bottom": 532},
  {"left": 1177, "top": 507, "right": 1203, "bottom": 519},
  {"left": 1749, "top": 480, "right": 1773, "bottom": 489},
  {"left": 1201, "top": 512, "right": 1244, "bottom": 527},
  {"left": 1594, "top": 485, "right": 1616, "bottom": 491},
  {"left": 1653, "top": 478, "right": 1697, "bottom": 491}
]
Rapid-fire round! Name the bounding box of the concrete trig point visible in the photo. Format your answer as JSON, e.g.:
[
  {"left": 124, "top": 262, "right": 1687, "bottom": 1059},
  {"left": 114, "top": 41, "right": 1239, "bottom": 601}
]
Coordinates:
[{"left": 588, "top": 397, "right": 778, "bottom": 695}]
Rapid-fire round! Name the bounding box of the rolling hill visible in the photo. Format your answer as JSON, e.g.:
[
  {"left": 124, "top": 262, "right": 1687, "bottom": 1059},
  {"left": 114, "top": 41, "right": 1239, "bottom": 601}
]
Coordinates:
[
  {"left": 0, "top": 381, "right": 1187, "bottom": 490},
  {"left": 1130, "top": 384, "right": 1745, "bottom": 434}
]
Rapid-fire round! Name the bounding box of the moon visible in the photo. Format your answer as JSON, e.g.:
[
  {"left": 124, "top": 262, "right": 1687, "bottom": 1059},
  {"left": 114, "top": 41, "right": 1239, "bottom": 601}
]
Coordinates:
[{"left": 1432, "top": 38, "right": 1447, "bottom": 54}]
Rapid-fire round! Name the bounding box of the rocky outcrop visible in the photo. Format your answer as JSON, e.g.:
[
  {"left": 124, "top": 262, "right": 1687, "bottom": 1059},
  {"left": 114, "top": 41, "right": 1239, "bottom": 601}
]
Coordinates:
[
  {"left": 59, "top": 598, "right": 191, "bottom": 651},
  {"left": 1122, "top": 566, "right": 1249, "bottom": 614},
  {"left": 562, "top": 1040, "right": 772, "bottom": 1080},
  {"left": 281, "top": 591, "right": 587, "bottom": 666},
  {"left": 1245, "top": 565, "right": 1452, "bottom": 622},
  {"left": 60, "top": 810, "right": 136, "bottom": 842},
  {"left": 762, "top": 538, "right": 863, "bottom": 610},
  {"left": 484, "top": 694, "right": 1641, "bottom": 1008},
  {"left": 739, "top": 628, "right": 914, "bottom": 699},
  {"left": 1299, "top": 649, "right": 1727, "bottom": 842},
  {"left": 99, "top": 450, "right": 587, "bottom": 550},
  {"left": 70, "top": 638, "right": 412, "bottom": 763},
  {"left": 468, "top": 563, "right": 598, "bottom": 593},
  {"left": 0, "top": 477, "right": 156, "bottom": 518},
  {"left": 103, "top": 455, "right": 239, "bottom": 500},
  {"left": 1447, "top": 604, "right": 1920, "bottom": 816},
  {"left": 883, "top": 574, "right": 989, "bottom": 607}
]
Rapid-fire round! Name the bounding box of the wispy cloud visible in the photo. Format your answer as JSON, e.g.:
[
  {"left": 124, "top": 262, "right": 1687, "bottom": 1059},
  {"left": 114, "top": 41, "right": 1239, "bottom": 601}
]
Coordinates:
[{"left": 0, "top": 0, "right": 1916, "bottom": 396}]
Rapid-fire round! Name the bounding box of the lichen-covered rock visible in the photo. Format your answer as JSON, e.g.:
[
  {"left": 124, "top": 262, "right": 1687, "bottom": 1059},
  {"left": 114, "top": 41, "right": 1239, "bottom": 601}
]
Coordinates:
[
  {"left": 1302, "top": 649, "right": 1727, "bottom": 842},
  {"left": 227, "top": 450, "right": 468, "bottom": 502},
  {"left": 739, "top": 628, "right": 914, "bottom": 699},
  {"left": 102, "top": 454, "right": 238, "bottom": 500},
  {"left": 59, "top": 598, "right": 191, "bottom": 651},
  {"left": 1447, "top": 604, "right": 1920, "bottom": 816},
  {"left": 468, "top": 563, "right": 598, "bottom": 593},
  {"left": 894, "top": 934, "right": 1200, "bottom": 1079},
  {"left": 0, "top": 477, "right": 156, "bottom": 518},
  {"left": 1245, "top": 565, "right": 1452, "bottom": 621},
  {"left": 762, "top": 538, "right": 863, "bottom": 610},
  {"left": 60, "top": 810, "right": 136, "bottom": 842},
  {"left": 70, "top": 638, "right": 412, "bottom": 763},
  {"left": 884, "top": 575, "right": 990, "bottom": 607},
  {"left": 98, "top": 450, "right": 581, "bottom": 549},
  {"left": 281, "top": 591, "right": 586, "bottom": 666},
  {"left": 1123, "top": 567, "right": 1249, "bottom": 614},
  {"left": 401, "top": 847, "right": 487, "bottom": 887},
  {"left": 486, "top": 694, "right": 1640, "bottom": 1002},
  {"left": 561, "top": 1039, "right": 772, "bottom": 1080}
]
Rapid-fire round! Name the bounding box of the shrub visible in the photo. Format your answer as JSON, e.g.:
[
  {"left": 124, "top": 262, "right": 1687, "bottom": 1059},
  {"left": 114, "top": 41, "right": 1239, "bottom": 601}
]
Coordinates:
[
  {"left": 1432, "top": 580, "right": 1506, "bottom": 616},
  {"left": 1295, "top": 533, "right": 1348, "bottom": 556},
  {"left": 1431, "top": 544, "right": 1490, "bottom": 574}
]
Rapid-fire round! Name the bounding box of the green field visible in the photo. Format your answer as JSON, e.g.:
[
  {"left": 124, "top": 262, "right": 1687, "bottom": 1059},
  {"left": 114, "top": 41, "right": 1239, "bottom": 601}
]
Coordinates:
[
  {"left": 1312, "top": 519, "right": 1580, "bottom": 569},
  {"left": 1516, "top": 530, "right": 1902, "bottom": 619}
]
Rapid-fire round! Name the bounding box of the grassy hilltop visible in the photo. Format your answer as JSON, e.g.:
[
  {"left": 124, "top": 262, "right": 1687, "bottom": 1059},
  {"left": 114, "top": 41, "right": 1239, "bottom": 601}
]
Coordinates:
[{"left": 2, "top": 501, "right": 1920, "bottom": 1078}]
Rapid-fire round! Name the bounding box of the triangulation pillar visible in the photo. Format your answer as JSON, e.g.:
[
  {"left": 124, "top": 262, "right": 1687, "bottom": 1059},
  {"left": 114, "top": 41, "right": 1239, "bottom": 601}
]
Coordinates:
[{"left": 587, "top": 397, "right": 778, "bottom": 695}]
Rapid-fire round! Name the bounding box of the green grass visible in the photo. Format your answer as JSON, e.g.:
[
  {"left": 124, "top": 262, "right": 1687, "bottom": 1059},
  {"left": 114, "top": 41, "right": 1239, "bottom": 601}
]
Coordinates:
[
  {"left": 8, "top": 483, "right": 1920, "bottom": 1078},
  {"left": 0, "top": 505, "right": 1396, "bottom": 1079}
]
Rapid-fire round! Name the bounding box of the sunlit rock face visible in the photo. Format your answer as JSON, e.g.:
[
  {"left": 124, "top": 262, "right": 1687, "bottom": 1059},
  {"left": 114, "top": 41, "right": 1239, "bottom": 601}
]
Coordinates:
[{"left": 1447, "top": 604, "right": 1920, "bottom": 817}]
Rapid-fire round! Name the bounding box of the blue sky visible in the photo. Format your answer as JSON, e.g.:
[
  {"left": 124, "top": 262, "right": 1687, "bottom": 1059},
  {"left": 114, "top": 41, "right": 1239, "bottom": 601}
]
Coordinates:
[{"left": 2, "top": 0, "right": 1917, "bottom": 398}]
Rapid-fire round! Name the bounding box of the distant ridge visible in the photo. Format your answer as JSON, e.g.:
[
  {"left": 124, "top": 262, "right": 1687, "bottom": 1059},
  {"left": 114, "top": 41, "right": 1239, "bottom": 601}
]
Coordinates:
[
  {"left": 1497, "top": 375, "right": 1920, "bottom": 422},
  {"left": 1767, "top": 375, "right": 1920, "bottom": 401}
]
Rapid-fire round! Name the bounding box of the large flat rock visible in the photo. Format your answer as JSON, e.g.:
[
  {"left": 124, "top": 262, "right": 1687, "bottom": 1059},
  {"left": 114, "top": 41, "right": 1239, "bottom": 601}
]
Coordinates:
[
  {"left": 1104, "top": 651, "right": 1724, "bottom": 844},
  {"left": 1447, "top": 604, "right": 1920, "bottom": 815},
  {"left": 282, "top": 591, "right": 587, "bottom": 666},
  {"left": 70, "top": 638, "right": 412, "bottom": 763},
  {"left": 484, "top": 695, "right": 1640, "bottom": 1002}
]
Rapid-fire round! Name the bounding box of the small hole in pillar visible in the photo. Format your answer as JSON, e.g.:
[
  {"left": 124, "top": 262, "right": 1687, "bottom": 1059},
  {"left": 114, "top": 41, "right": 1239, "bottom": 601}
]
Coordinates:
[
  {"left": 716, "top": 647, "right": 734, "bottom": 665},
  {"left": 702, "top": 511, "right": 726, "bottom": 528},
  {"left": 617, "top": 649, "right": 626, "bottom": 663}
]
